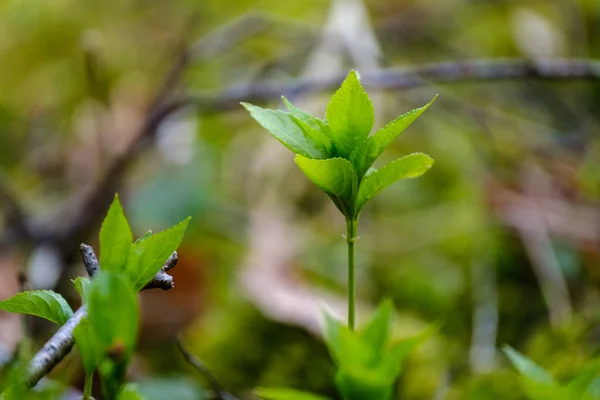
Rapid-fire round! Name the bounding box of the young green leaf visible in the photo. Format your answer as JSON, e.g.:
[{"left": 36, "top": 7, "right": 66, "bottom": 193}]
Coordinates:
[
  {"left": 118, "top": 384, "right": 146, "bottom": 400},
  {"left": 282, "top": 97, "right": 326, "bottom": 131},
  {"left": 73, "top": 317, "right": 100, "bottom": 376},
  {"left": 0, "top": 384, "right": 25, "bottom": 400},
  {"left": 358, "top": 300, "right": 393, "bottom": 353},
  {"left": 0, "top": 290, "right": 72, "bottom": 325},
  {"left": 88, "top": 272, "right": 139, "bottom": 358},
  {"left": 520, "top": 383, "right": 570, "bottom": 400},
  {"left": 564, "top": 367, "right": 600, "bottom": 399},
  {"left": 125, "top": 231, "right": 153, "bottom": 274},
  {"left": 100, "top": 194, "right": 133, "bottom": 273},
  {"left": 356, "top": 153, "right": 434, "bottom": 213},
  {"left": 127, "top": 217, "right": 190, "bottom": 291},
  {"left": 323, "top": 304, "right": 401, "bottom": 367},
  {"left": 379, "top": 324, "right": 438, "bottom": 378},
  {"left": 348, "top": 144, "right": 370, "bottom": 180},
  {"left": 0, "top": 356, "right": 29, "bottom": 400},
  {"left": 503, "top": 346, "right": 556, "bottom": 385},
  {"left": 334, "top": 326, "right": 436, "bottom": 400},
  {"left": 323, "top": 312, "right": 344, "bottom": 362},
  {"left": 585, "top": 379, "right": 600, "bottom": 399},
  {"left": 351, "top": 96, "right": 436, "bottom": 177},
  {"left": 334, "top": 368, "right": 394, "bottom": 400},
  {"left": 283, "top": 96, "right": 333, "bottom": 155},
  {"left": 565, "top": 360, "right": 600, "bottom": 398},
  {"left": 242, "top": 103, "right": 327, "bottom": 159},
  {"left": 294, "top": 156, "right": 358, "bottom": 216},
  {"left": 322, "top": 303, "right": 436, "bottom": 400},
  {"left": 255, "top": 387, "right": 332, "bottom": 400},
  {"left": 326, "top": 71, "right": 374, "bottom": 157},
  {"left": 72, "top": 277, "right": 91, "bottom": 302}
]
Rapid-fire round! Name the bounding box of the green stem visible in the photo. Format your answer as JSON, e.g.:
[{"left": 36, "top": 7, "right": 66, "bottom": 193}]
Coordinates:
[
  {"left": 83, "top": 372, "right": 93, "bottom": 400},
  {"left": 346, "top": 218, "right": 357, "bottom": 330}
]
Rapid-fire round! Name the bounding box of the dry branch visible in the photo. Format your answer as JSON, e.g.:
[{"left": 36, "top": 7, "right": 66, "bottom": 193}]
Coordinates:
[
  {"left": 176, "top": 57, "right": 600, "bottom": 113},
  {"left": 48, "top": 14, "right": 270, "bottom": 257},
  {"left": 177, "top": 339, "right": 238, "bottom": 400}
]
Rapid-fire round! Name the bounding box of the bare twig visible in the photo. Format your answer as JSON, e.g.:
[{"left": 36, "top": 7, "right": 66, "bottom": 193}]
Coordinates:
[
  {"left": 177, "top": 339, "right": 238, "bottom": 400},
  {"left": 22, "top": 19, "right": 197, "bottom": 258},
  {"left": 47, "top": 14, "right": 271, "bottom": 258},
  {"left": 174, "top": 57, "right": 600, "bottom": 113},
  {"left": 159, "top": 252, "right": 178, "bottom": 272},
  {"left": 26, "top": 306, "right": 89, "bottom": 388},
  {"left": 141, "top": 252, "right": 178, "bottom": 291},
  {"left": 51, "top": 98, "right": 185, "bottom": 255},
  {"left": 78, "top": 243, "right": 177, "bottom": 290},
  {"left": 7, "top": 57, "right": 600, "bottom": 256},
  {"left": 78, "top": 243, "right": 99, "bottom": 277},
  {"left": 25, "top": 246, "right": 178, "bottom": 388},
  {"left": 189, "top": 12, "right": 269, "bottom": 62},
  {"left": 51, "top": 57, "right": 600, "bottom": 251}
]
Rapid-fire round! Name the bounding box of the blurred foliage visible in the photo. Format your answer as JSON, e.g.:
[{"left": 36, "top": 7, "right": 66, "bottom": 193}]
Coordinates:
[{"left": 1, "top": 0, "right": 600, "bottom": 399}]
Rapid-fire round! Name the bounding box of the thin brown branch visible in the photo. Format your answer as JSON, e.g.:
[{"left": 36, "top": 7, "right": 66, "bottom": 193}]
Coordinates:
[
  {"left": 78, "top": 243, "right": 177, "bottom": 290},
  {"left": 25, "top": 306, "right": 88, "bottom": 388},
  {"left": 141, "top": 252, "right": 178, "bottom": 291},
  {"left": 26, "top": 246, "right": 178, "bottom": 388},
  {"left": 189, "top": 12, "right": 270, "bottom": 62},
  {"left": 51, "top": 99, "right": 184, "bottom": 254},
  {"left": 173, "top": 57, "right": 600, "bottom": 113},
  {"left": 177, "top": 339, "right": 238, "bottom": 400},
  {"left": 48, "top": 14, "right": 271, "bottom": 256},
  {"left": 78, "top": 243, "right": 100, "bottom": 277},
  {"left": 11, "top": 55, "right": 600, "bottom": 255}
]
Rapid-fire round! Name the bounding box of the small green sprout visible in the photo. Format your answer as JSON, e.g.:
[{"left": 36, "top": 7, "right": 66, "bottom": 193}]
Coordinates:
[{"left": 242, "top": 70, "right": 435, "bottom": 330}]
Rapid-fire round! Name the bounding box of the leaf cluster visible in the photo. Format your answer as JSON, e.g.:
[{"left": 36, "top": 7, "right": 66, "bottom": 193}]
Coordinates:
[
  {"left": 257, "top": 301, "right": 435, "bottom": 400},
  {"left": 504, "top": 345, "right": 600, "bottom": 400},
  {"left": 243, "top": 71, "right": 435, "bottom": 221},
  {"left": 0, "top": 195, "right": 190, "bottom": 399}
]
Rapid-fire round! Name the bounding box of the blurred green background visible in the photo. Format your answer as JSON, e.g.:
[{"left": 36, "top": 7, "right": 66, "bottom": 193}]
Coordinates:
[{"left": 1, "top": 0, "right": 600, "bottom": 398}]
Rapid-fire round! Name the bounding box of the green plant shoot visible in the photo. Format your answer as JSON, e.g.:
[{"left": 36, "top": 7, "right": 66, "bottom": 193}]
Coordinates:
[
  {"left": 242, "top": 70, "right": 435, "bottom": 330},
  {"left": 0, "top": 194, "right": 190, "bottom": 400}
]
